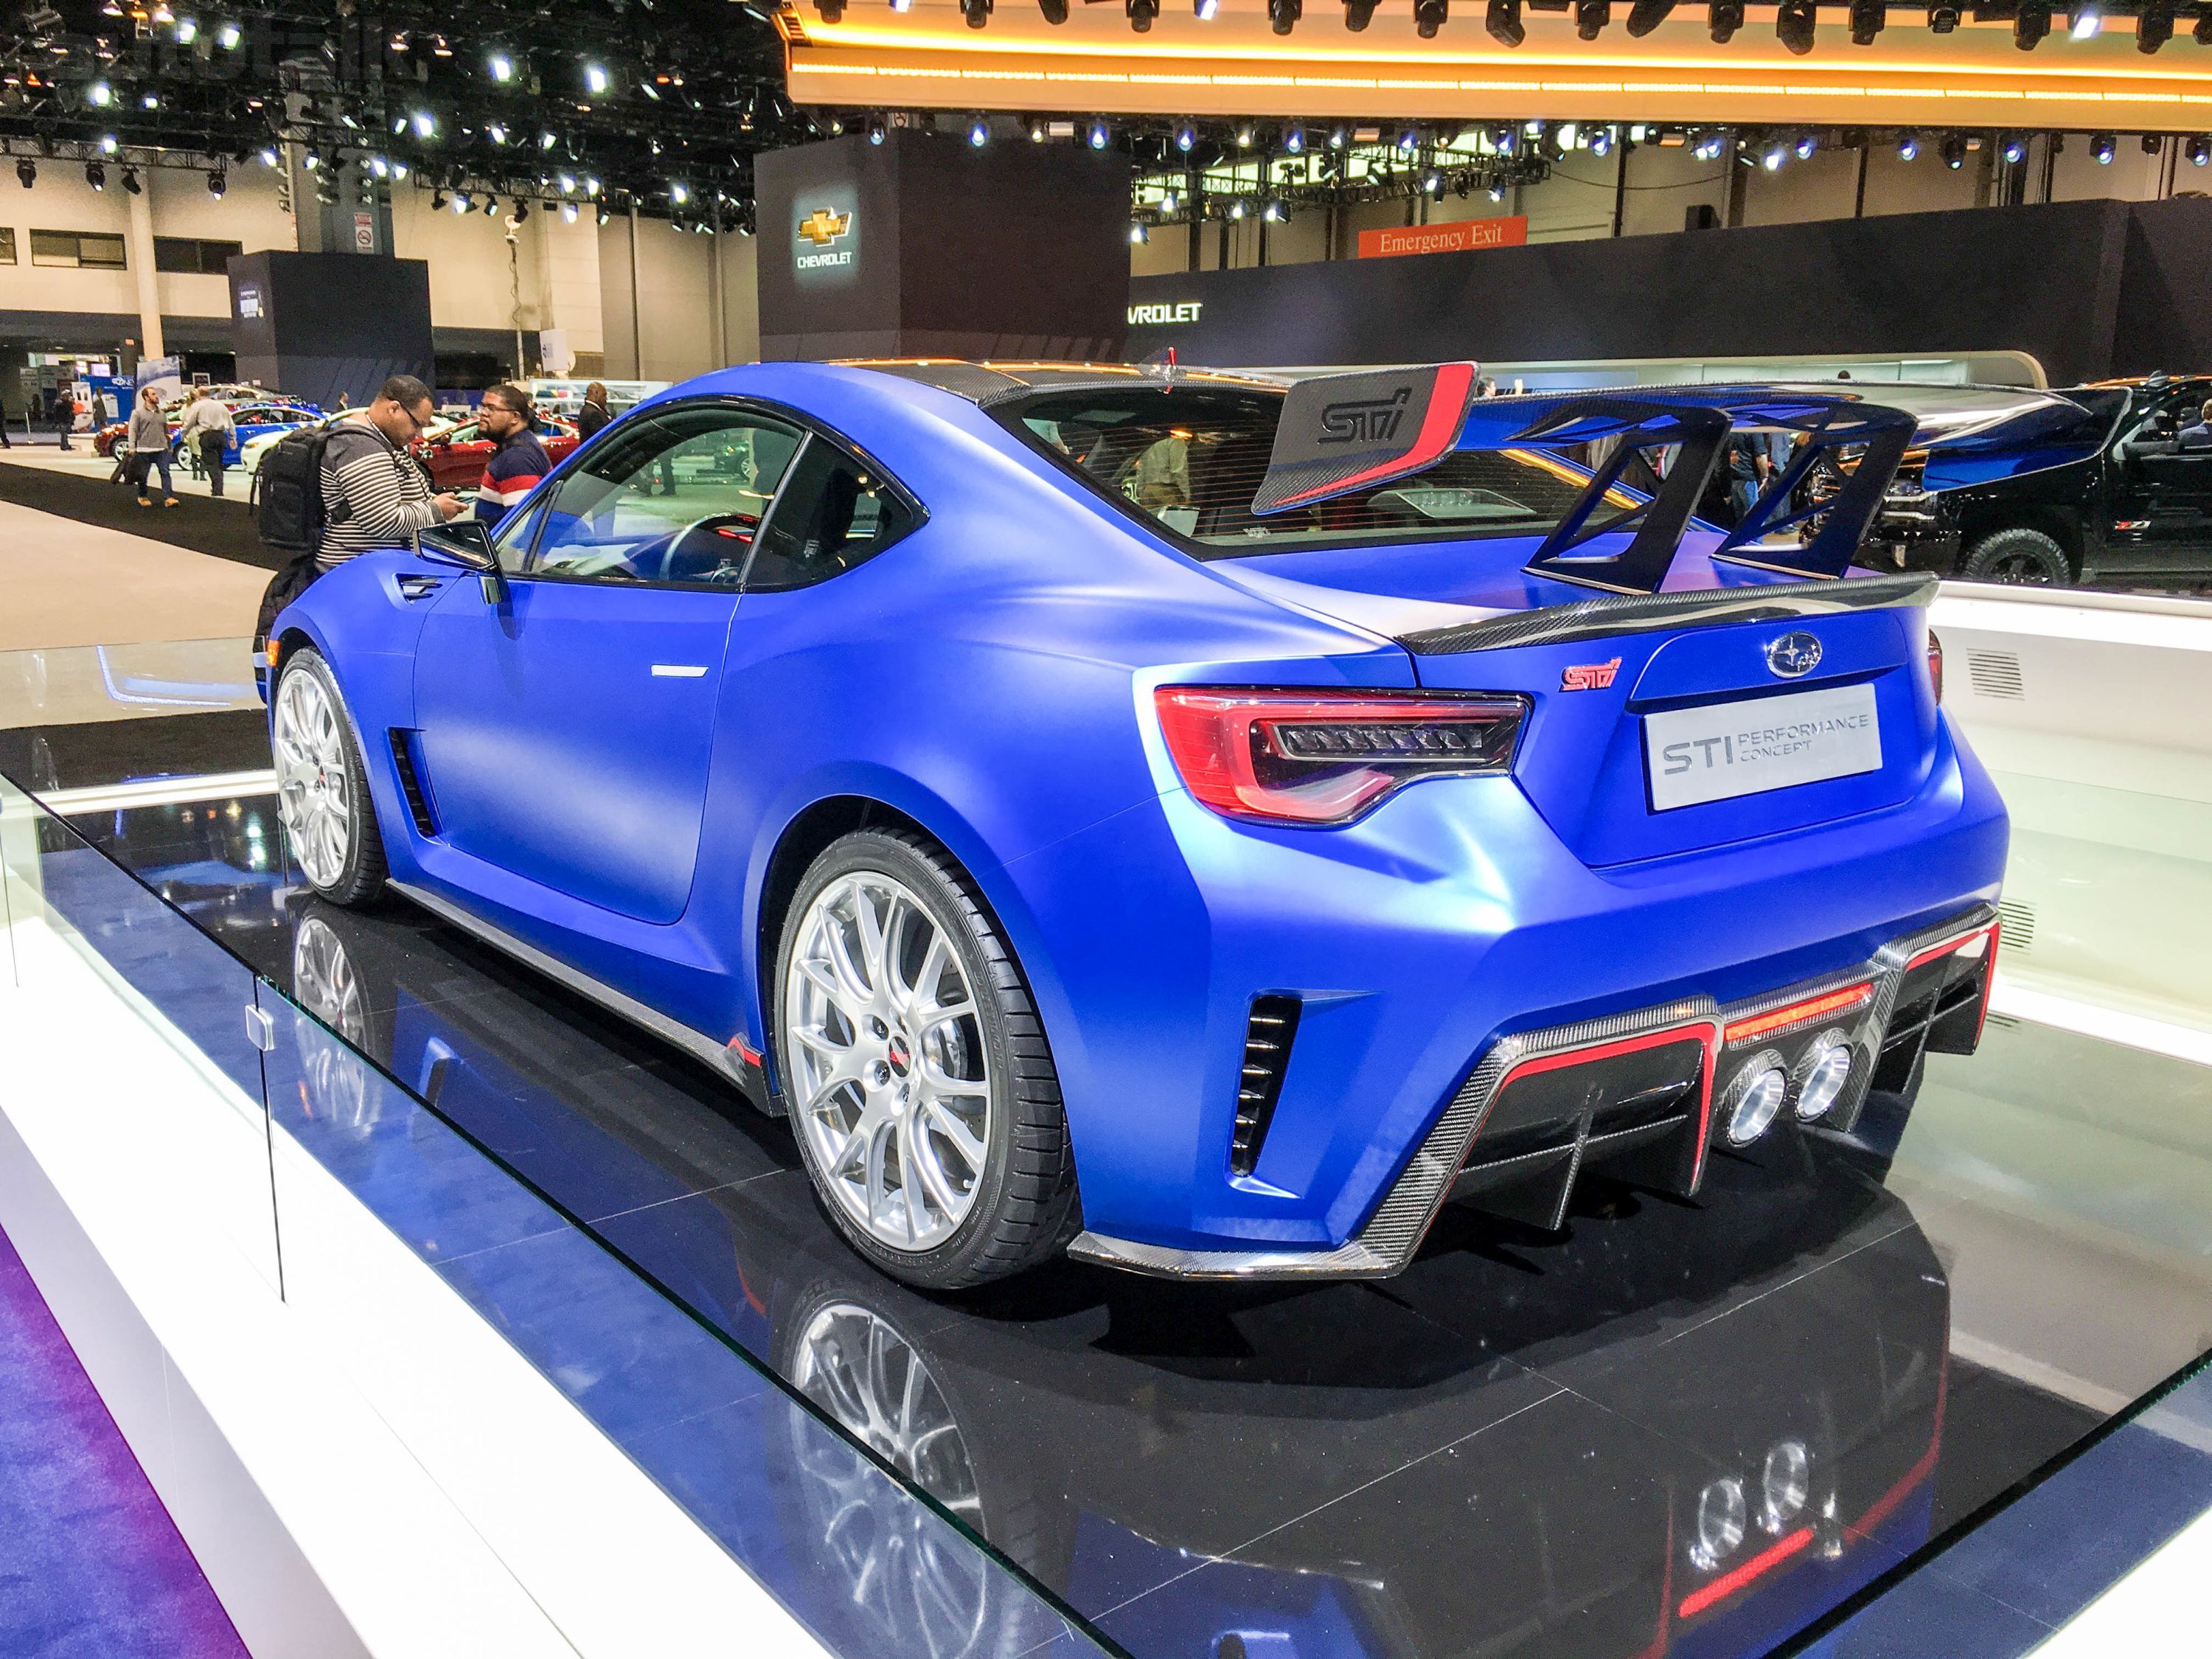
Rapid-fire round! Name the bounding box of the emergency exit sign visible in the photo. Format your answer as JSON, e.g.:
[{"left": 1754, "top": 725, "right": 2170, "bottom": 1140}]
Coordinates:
[{"left": 1358, "top": 216, "right": 1528, "bottom": 260}]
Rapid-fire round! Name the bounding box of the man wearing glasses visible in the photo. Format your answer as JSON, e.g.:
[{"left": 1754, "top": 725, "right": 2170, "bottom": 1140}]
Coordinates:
[
  {"left": 470, "top": 382, "right": 552, "bottom": 525},
  {"left": 316, "top": 374, "right": 467, "bottom": 571}
]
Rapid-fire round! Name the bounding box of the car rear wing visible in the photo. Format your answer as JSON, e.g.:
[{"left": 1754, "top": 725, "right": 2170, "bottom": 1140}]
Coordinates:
[{"left": 1252, "top": 364, "right": 1917, "bottom": 594}]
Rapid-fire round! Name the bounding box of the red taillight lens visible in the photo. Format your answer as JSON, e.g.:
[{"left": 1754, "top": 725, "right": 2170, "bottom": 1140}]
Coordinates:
[
  {"left": 1155, "top": 686, "right": 1527, "bottom": 825},
  {"left": 1927, "top": 628, "right": 1944, "bottom": 703}
]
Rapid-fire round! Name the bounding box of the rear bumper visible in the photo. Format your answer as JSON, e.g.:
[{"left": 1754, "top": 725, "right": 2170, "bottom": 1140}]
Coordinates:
[{"left": 1068, "top": 905, "right": 1996, "bottom": 1280}]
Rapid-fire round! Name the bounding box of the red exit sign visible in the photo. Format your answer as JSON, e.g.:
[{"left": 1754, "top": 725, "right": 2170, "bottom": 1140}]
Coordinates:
[{"left": 1357, "top": 216, "right": 1529, "bottom": 260}]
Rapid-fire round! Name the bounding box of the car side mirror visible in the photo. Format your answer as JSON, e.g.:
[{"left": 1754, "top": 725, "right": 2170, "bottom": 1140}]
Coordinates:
[{"left": 414, "top": 519, "right": 505, "bottom": 602}]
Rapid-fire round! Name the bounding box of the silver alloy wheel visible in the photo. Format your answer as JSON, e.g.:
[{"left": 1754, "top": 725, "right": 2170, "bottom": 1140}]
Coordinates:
[
  {"left": 786, "top": 871, "right": 993, "bottom": 1253},
  {"left": 273, "top": 667, "right": 353, "bottom": 891}
]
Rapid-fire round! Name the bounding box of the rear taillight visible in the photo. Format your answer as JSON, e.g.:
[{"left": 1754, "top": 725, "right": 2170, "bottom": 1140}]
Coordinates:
[
  {"left": 1155, "top": 686, "right": 1526, "bottom": 825},
  {"left": 1927, "top": 629, "right": 1944, "bottom": 703}
]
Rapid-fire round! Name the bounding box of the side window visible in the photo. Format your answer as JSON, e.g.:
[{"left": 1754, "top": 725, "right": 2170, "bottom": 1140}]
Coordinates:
[
  {"left": 744, "top": 437, "right": 918, "bottom": 591},
  {"left": 493, "top": 494, "right": 549, "bottom": 574},
  {"left": 529, "top": 405, "right": 803, "bottom": 586}
]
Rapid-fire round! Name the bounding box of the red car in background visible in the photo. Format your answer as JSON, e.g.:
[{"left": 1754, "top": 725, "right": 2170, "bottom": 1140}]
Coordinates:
[{"left": 413, "top": 415, "right": 580, "bottom": 493}]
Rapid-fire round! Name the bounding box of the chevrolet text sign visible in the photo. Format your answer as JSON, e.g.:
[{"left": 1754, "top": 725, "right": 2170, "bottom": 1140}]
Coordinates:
[
  {"left": 1357, "top": 217, "right": 1528, "bottom": 260},
  {"left": 1128, "top": 300, "right": 1202, "bottom": 326},
  {"left": 792, "top": 189, "right": 860, "bottom": 284}
]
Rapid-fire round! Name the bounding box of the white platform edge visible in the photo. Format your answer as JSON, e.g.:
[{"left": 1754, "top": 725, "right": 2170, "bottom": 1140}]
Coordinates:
[{"left": 0, "top": 897, "right": 830, "bottom": 1658}]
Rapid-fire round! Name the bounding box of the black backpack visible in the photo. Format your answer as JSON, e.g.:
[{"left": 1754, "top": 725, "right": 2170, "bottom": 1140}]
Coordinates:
[{"left": 252, "top": 422, "right": 353, "bottom": 664}]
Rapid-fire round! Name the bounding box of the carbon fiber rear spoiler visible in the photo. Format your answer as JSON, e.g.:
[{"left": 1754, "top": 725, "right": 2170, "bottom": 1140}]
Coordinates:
[{"left": 1253, "top": 366, "right": 1916, "bottom": 594}]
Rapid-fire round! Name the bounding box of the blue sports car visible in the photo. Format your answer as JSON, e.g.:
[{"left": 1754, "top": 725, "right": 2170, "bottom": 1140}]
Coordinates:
[{"left": 265, "top": 360, "right": 2007, "bottom": 1288}]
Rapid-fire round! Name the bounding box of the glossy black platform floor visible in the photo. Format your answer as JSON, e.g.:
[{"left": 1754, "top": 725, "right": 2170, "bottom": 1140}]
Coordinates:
[{"left": 24, "top": 709, "right": 2212, "bottom": 1659}]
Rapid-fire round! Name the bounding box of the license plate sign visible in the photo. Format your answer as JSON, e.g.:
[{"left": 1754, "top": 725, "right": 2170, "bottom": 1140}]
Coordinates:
[{"left": 1645, "top": 683, "right": 1881, "bottom": 811}]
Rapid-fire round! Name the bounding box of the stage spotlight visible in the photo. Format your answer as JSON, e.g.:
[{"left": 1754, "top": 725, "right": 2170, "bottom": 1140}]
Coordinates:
[
  {"left": 1589, "top": 125, "right": 1613, "bottom": 156},
  {"left": 1574, "top": 0, "right": 1609, "bottom": 36},
  {"left": 2067, "top": 2, "right": 2098, "bottom": 36},
  {"left": 121, "top": 167, "right": 140, "bottom": 194},
  {"left": 2000, "top": 133, "right": 2027, "bottom": 164},
  {"left": 1130, "top": 221, "right": 1148, "bottom": 244},
  {"left": 2138, "top": 1, "right": 2174, "bottom": 51},
  {"left": 1088, "top": 119, "right": 1110, "bottom": 150},
  {"left": 1284, "top": 124, "right": 1306, "bottom": 153},
  {"left": 1708, "top": 0, "right": 1743, "bottom": 41},
  {"left": 215, "top": 18, "right": 239, "bottom": 46},
  {"left": 1941, "top": 133, "right": 1966, "bottom": 169},
  {"left": 2198, "top": 7, "right": 2212, "bottom": 42},
  {"left": 512, "top": 199, "right": 529, "bottom": 223},
  {"left": 1345, "top": 0, "right": 1378, "bottom": 23},
  {"left": 1229, "top": 196, "right": 1246, "bottom": 218},
  {"left": 1793, "top": 131, "right": 1816, "bottom": 158},
  {"left": 100, "top": 133, "right": 119, "bottom": 154},
  {"left": 961, "top": 0, "right": 992, "bottom": 23},
  {"left": 1160, "top": 187, "right": 1179, "bottom": 212},
  {"left": 968, "top": 115, "right": 990, "bottom": 145},
  {"left": 2014, "top": 2, "right": 2049, "bottom": 48},
  {"left": 1175, "top": 122, "right": 1197, "bottom": 153},
  {"left": 1626, "top": 0, "right": 1673, "bottom": 33},
  {"left": 2188, "top": 136, "right": 2211, "bottom": 165},
  {"left": 584, "top": 63, "right": 608, "bottom": 94},
  {"left": 1397, "top": 126, "right": 1420, "bottom": 153},
  {"left": 84, "top": 161, "right": 105, "bottom": 189},
  {"left": 866, "top": 115, "right": 886, "bottom": 145},
  {"left": 1328, "top": 125, "right": 1348, "bottom": 148},
  {"left": 487, "top": 51, "right": 512, "bottom": 82},
  {"left": 1038, "top": 0, "right": 1068, "bottom": 17},
  {"left": 1415, "top": 0, "right": 1447, "bottom": 34},
  {"left": 2092, "top": 130, "right": 2115, "bottom": 164},
  {"left": 1925, "top": 0, "right": 1958, "bottom": 26},
  {"left": 2143, "top": 131, "right": 2163, "bottom": 152},
  {"left": 1775, "top": 0, "right": 1816, "bottom": 52},
  {"left": 1848, "top": 0, "right": 1883, "bottom": 43},
  {"left": 86, "top": 78, "right": 111, "bottom": 106},
  {"left": 13, "top": 158, "right": 29, "bottom": 187},
  {"left": 1897, "top": 130, "right": 1919, "bottom": 159},
  {"left": 451, "top": 189, "right": 470, "bottom": 213},
  {"left": 207, "top": 169, "right": 225, "bottom": 197},
  {"left": 1486, "top": 0, "right": 1525, "bottom": 44},
  {"left": 431, "top": 189, "right": 448, "bottom": 211},
  {"left": 1268, "top": 0, "right": 1300, "bottom": 32},
  {"left": 1692, "top": 131, "right": 1724, "bottom": 159},
  {"left": 1237, "top": 122, "right": 1256, "bottom": 147},
  {"left": 1124, "top": 0, "right": 1156, "bottom": 25},
  {"left": 1194, "top": 0, "right": 1217, "bottom": 14},
  {"left": 1762, "top": 140, "right": 1787, "bottom": 170}
]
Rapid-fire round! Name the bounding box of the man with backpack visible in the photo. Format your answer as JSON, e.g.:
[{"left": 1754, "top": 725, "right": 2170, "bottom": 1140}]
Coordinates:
[
  {"left": 175, "top": 389, "right": 236, "bottom": 498},
  {"left": 254, "top": 375, "right": 465, "bottom": 673}
]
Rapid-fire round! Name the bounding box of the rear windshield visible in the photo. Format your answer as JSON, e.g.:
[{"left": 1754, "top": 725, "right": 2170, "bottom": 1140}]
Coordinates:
[{"left": 998, "top": 383, "right": 1600, "bottom": 556}]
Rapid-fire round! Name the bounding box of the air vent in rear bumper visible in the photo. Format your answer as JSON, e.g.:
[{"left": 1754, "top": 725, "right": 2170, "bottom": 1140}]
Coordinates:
[{"left": 1229, "top": 995, "right": 1302, "bottom": 1177}]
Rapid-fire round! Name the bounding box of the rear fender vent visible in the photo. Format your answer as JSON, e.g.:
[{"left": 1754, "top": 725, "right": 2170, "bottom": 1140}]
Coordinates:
[
  {"left": 1965, "top": 650, "right": 2026, "bottom": 700},
  {"left": 1997, "top": 899, "right": 2034, "bottom": 953},
  {"left": 1229, "top": 995, "right": 1303, "bottom": 1178},
  {"left": 388, "top": 728, "right": 439, "bottom": 838}
]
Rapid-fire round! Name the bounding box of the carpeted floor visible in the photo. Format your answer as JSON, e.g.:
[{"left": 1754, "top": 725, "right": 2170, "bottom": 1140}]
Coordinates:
[
  {"left": 0, "top": 1225, "right": 248, "bottom": 1659},
  {"left": 0, "top": 460, "right": 279, "bottom": 573}
]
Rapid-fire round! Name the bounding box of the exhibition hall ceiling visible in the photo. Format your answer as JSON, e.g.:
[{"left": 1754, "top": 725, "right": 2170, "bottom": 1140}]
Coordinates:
[{"left": 782, "top": 0, "right": 2212, "bottom": 129}]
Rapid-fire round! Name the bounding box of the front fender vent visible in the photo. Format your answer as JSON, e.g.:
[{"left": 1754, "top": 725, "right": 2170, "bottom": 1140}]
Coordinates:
[
  {"left": 1229, "top": 995, "right": 1303, "bottom": 1178},
  {"left": 387, "top": 728, "right": 439, "bottom": 838}
]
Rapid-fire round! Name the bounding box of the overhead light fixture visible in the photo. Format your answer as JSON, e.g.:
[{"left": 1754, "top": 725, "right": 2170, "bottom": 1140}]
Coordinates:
[
  {"left": 1626, "top": 0, "right": 1674, "bottom": 34},
  {"left": 1795, "top": 131, "right": 1817, "bottom": 159},
  {"left": 431, "top": 189, "right": 448, "bottom": 211},
  {"left": 1397, "top": 126, "right": 1420, "bottom": 153},
  {"left": 1124, "top": 0, "right": 1156, "bottom": 27},
  {"left": 87, "top": 78, "right": 111, "bottom": 105},
  {"left": 2198, "top": 7, "right": 2212, "bottom": 42},
  {"left": 1038, "top": 0, "right": 1068, "bottom": 17},
  {"left": 1344, "top": 0, "right": 1378, "bottom": 21},
  {"left": 2014, "top": 1, "right": 2050, "bottom": 48},
  {"left": 1486, "top": 0, "right": 1524, "bottom": 42},
  {"left": 411, "top": 109, "right": 435, "bottom": 138},
  {"left": 1574, "top": 0, "right": 1609, "bottom": 37},
  {"left": 487, "top": 51, "right": 512, "bottom": 82},
  {"left": 867, "top": 115, "right": 886, "bottom": 145},
  {"left": 99, "top": 133, "right": 117, "bottom": 153},
  {"left": 1229, "top": 196, "right": 1246, "bottom": 218},
  {"left": 2091, "top": 131, "right": 2115, "bottom": 164},
  {"left": 960, "top": 0, "right": 991, "bottom": 21},
  {"left": 451, "top": 189, "right": 470, "bottom": 213},
  {"left": 512, "top": 198, "right": 529, "bottom": 223},
  {"left": 1422, "top": 169, "right": 1441, "bottom": 193},
  {"left": 1415, "top": 0, "right": 1447, "bottom": 33},
  {"left": 1328, "top": 125, "right": 1348, "bottom": 149},
  {"left": 584, "top": 63, "right": 608, "bottom": 94},
  {"left": 1848, "top": 0, "right": 1883, "bottom": 43},
  {"left": 173, "top": 15, "right": 196, "bottom": 43},
  {"left": 1762, "top": 141, "right": 1787, "bottom": 170},
  {"left": 1708, "top": 0, "right": 1743, "bottom": 41},
  {"left": 1941, "top": 133, "right": 1967, "bottom": 168},
  {"left": 1236, "top": 122, "right": 1255, "bottom": 147},
  {"left": 1262, "top": 198, "right": 1286, "bottom": 221},
  {"left": 215, "top": 18, "right": 239, "bottom": 46},
  {"left": 2139, "top": 1, "right": 2174, "bottom": 51},
  {"left": 2000, "top": 133, "right": 2028, "bottom": 164},
  {"left": 1692, "top": 131, "right": 1724, "bottom": 159},
  {"left": 670, "top": 180, "right": 690, "bottom": 203},
  {"left": 1194, "top": 0, "right": 1218, "bottom": 15},
  {"left": 1897, "top": 130, "right": 1919, "bottom": 160},
  {"left": 1589, "top": 125, "right": 1613, "bottom": 156},
  {"left": 487, "top": 122, "right": 507, "bottom": 145},
  {"left": 1284, "top": 124, "right": 1305, "bottom": 154},
  {"left": 1175, "top": 121, "right": 1197, "bottom": 153},
  {"left": 206, "top": 169, "right": 224, "bottom": 197},
  {"left": 84, "top": 160, "right": 105, "bottom": 189},
  {"left": 1088, "top": 119, "right": 1110, "bottom": 150},
  {"left": 1267, "top": 0, "right": 1300, "bottom": 31},
  {"left": 540, "top": 131, "right": 557, "bottom": 150},
  {"left": 13, "top": 158, "right": 29, "bottom": 187},
  {"left": 2067, "top": 2, "right": 2099, "bottom": 36},
  {"left": 968, "top": 116, "right": 990, "bottom": 146},
  {"left": 1775, "top": 0, "right": 1816, "bottom": 52},
  {"left": 1161, "top": 187, "right": 1180, "bottom": 212},
  {"left": 1130, "top": 221, "right": 1149, "bottom": 244}
]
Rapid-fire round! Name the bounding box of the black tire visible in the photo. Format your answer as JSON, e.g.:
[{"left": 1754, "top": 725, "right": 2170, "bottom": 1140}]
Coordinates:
[
  {"left": 272, "top": 647, "right": 389, "bottom": 907},
  {"left": 773, "top": 828, "right": 1076, "bottom": 1290},
  {"left": 1961, "top": 527, "right": 2072, "bottom": 585}
]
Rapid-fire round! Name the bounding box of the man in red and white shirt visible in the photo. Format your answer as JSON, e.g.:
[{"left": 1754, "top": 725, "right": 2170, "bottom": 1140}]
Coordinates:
[{"left": 473, "top": 382, "right": 551, "bottom": 524}]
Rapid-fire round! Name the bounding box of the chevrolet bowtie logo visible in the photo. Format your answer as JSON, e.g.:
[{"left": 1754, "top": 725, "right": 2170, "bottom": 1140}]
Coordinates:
[{"left": 797, "top": 208, "right": 850, "bottom": 247}]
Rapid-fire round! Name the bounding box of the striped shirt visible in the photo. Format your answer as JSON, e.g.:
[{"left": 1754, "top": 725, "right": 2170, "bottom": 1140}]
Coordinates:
[
  {"left": 476, "top": 430, "right": 551, "bottom": 523},
  {"left": 317, "top": 417, "right": 442, "bottom": 569}
]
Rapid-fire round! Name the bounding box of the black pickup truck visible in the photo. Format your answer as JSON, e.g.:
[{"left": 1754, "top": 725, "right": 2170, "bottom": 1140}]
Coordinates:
[{"left": 1843, "top": 375, "right": 2212, "bottom": 587}]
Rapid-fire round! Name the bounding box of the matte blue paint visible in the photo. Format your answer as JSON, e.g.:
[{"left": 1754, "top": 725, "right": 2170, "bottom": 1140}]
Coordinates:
[{"left": 277, "top": 361, "right": 2010, "bottom": 1261}]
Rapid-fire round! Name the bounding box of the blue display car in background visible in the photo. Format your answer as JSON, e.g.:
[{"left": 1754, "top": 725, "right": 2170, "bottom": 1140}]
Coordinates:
[{"left": 262, "top": 359, "right": 2008, "bottom": 1289}]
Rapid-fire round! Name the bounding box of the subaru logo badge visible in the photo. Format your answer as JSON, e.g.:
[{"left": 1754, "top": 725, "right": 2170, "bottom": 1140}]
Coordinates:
[{"left": 1766, "top": 632, "right": 1823, "bottom": 678}]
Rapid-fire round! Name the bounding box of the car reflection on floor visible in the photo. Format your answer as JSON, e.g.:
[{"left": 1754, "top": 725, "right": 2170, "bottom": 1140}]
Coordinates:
[{"left": 226, "top": 867, "right": 1942, "bottom": 1659}]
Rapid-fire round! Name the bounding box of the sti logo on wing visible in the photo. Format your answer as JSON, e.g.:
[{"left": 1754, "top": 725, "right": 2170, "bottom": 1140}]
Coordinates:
[
  {"left": 1318, "top": 386, "right": 1411, "bottom": 445},
  {"left": 797, "top": 207, "right": 851, "bottom": 247},
  {"left": 1560, "top": 658, "right": 1621, "bottom": 692}
]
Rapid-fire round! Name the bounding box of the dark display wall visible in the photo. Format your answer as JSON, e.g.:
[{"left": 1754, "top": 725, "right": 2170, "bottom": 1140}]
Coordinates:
[
  {"left": 1127, "top": 197, "right": 2212, "bottom": 387},
  {"left": 755, "top": 129, "right": 1128, "bottom": 363},
  {"left": 226, "top": 251, "right": 435, "bottom": 411}
]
